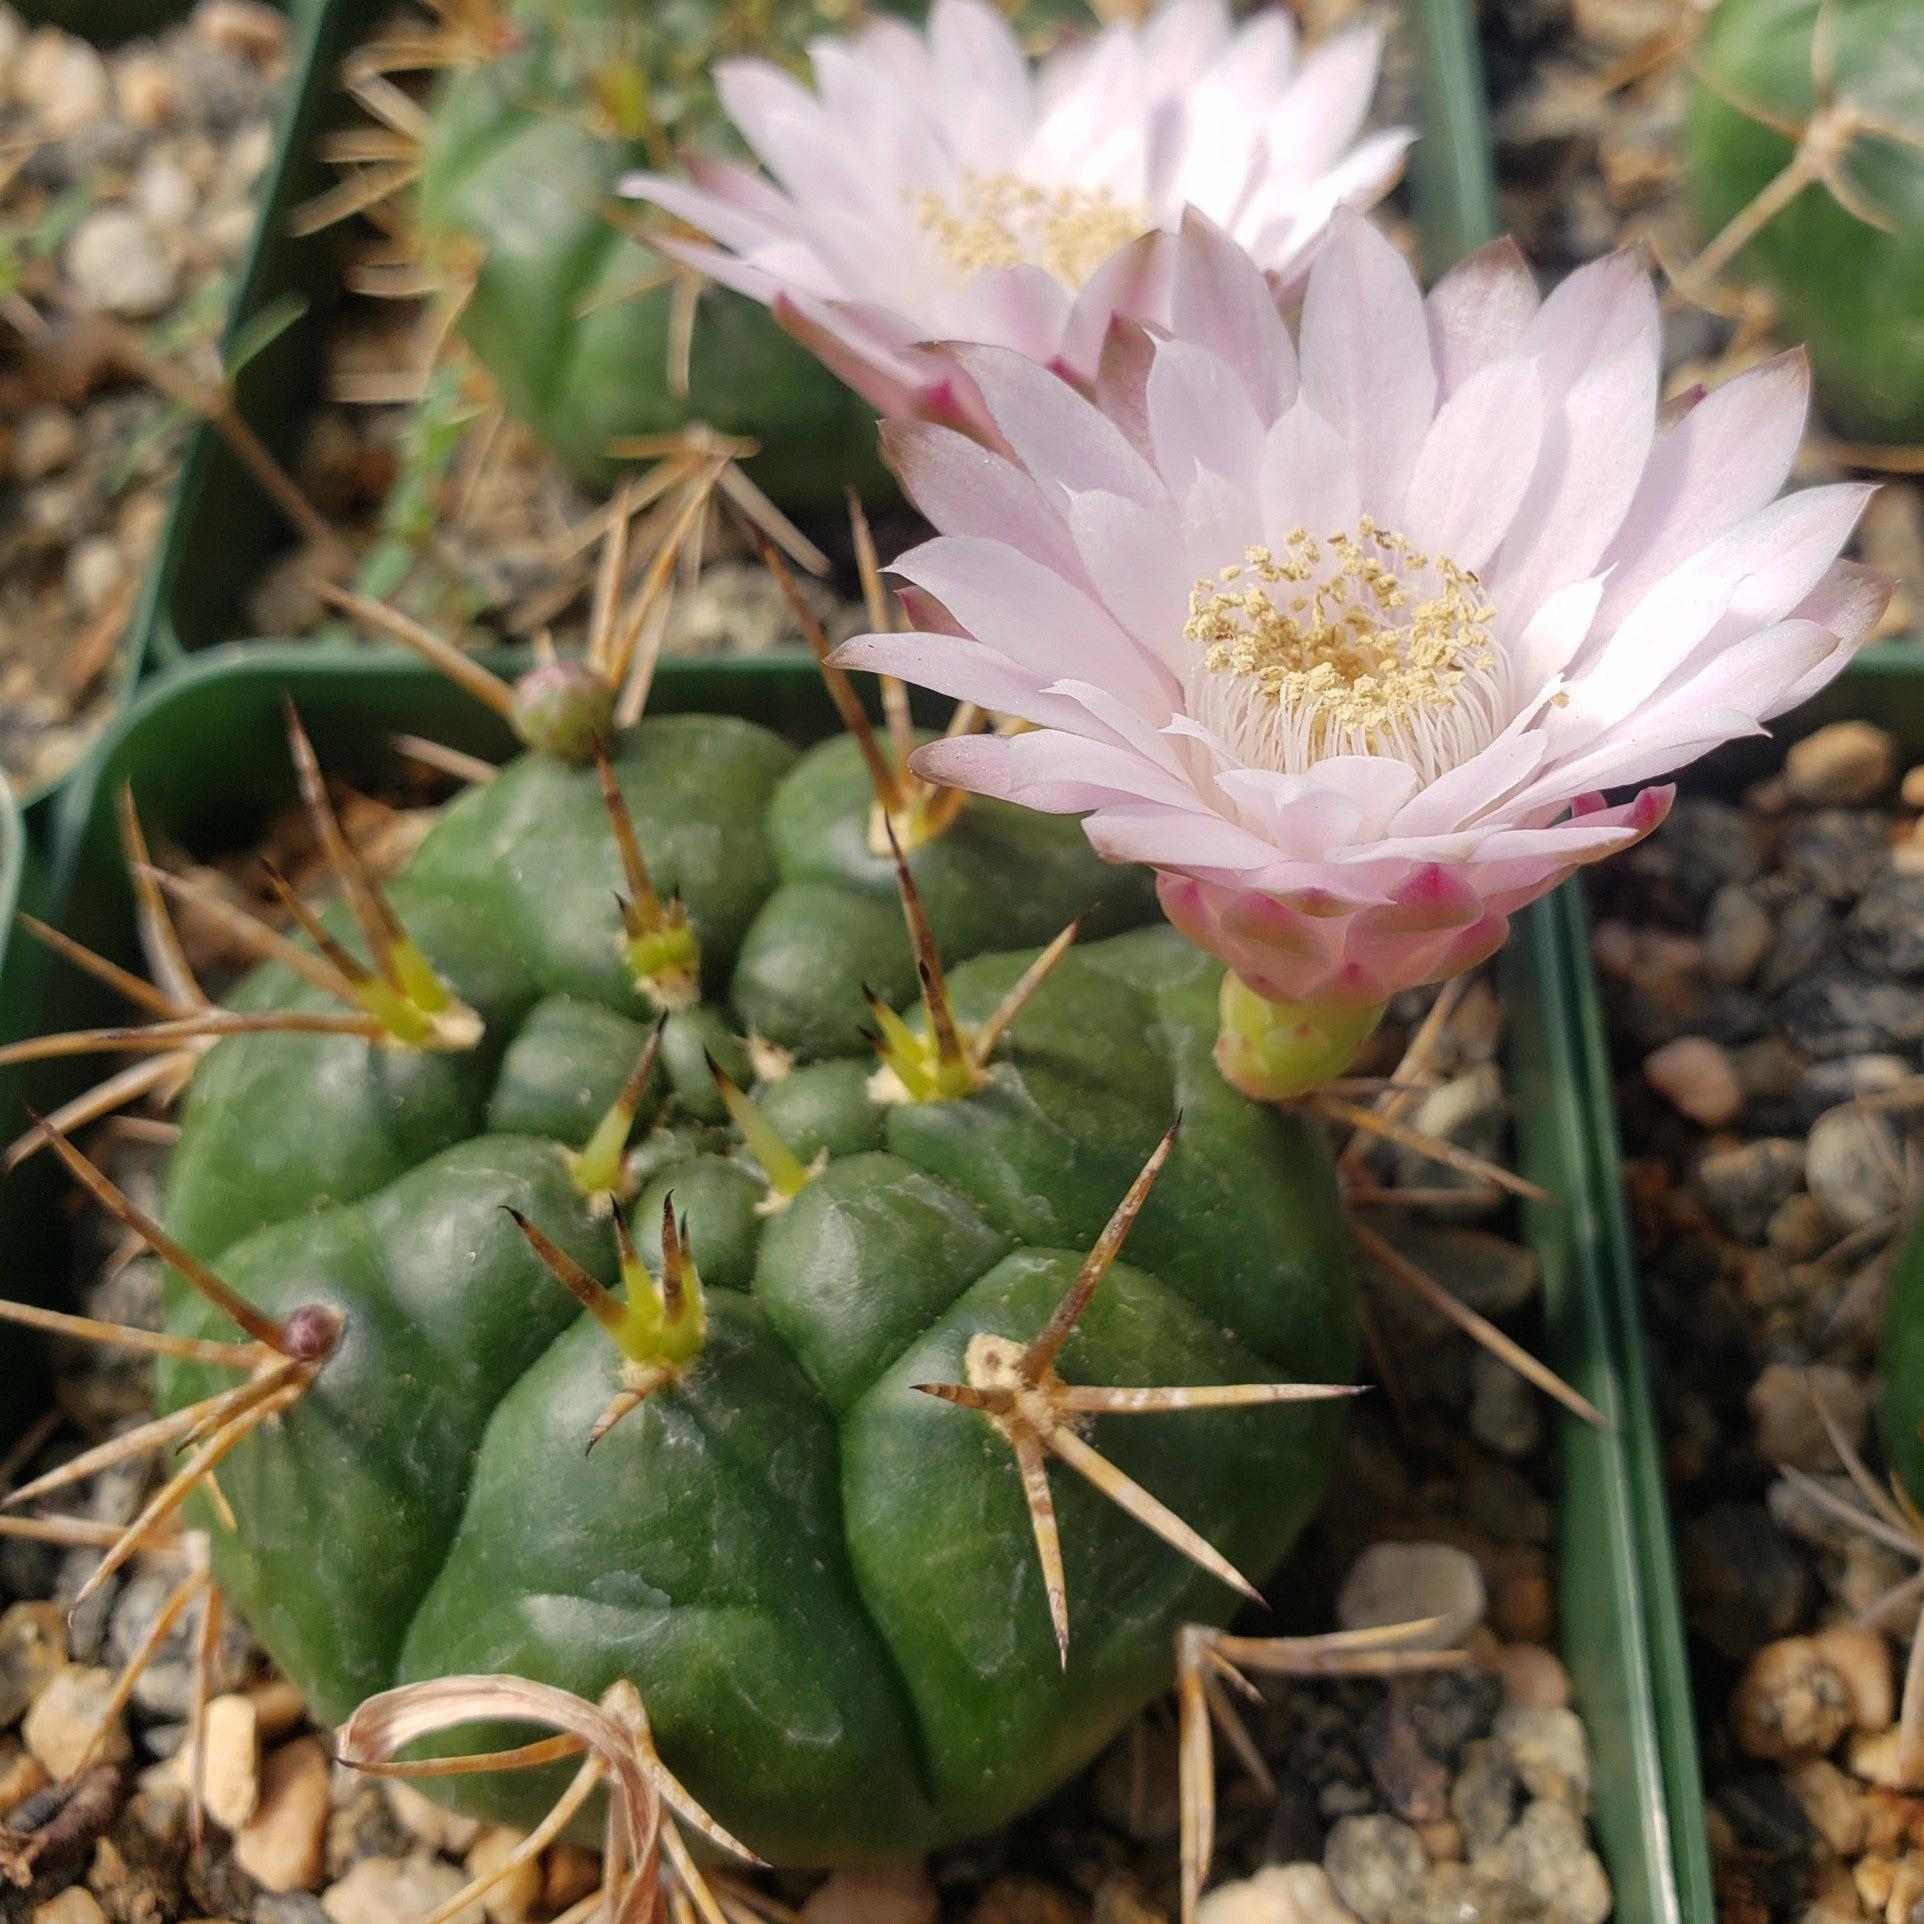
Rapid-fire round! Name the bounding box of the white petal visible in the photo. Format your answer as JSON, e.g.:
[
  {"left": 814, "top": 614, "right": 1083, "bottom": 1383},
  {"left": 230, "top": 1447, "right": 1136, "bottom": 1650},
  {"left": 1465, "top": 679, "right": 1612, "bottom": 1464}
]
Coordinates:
[
  {"left": 894, "top": 535, "right": 1175, "bottom": 710},
  {"left": 928, "top": 0, "right": 1033, "bottom": 161},
  {"left": 1595, "top": 349, "right": 1812, "bottom": 629},
  {"left": 1425, "top": 237, "right": 1539, "bottom": 396},
  {"left": 882, "top": 420, "right": 1083, "bottom": 577},
  {"left": 1065, "top": 489, "right": 1192, "bottom": 656},
  {"left": 1168, "top": 210, "right": 1295, "bottom": 416},
  {"left": 1387, "top": 732, "right": 1547, "bottom": 838},
  {"left": 1492, "top": 329, "right": 1659, "bottom": 617},
  {"left": 1404, "top": 359, "right": 1545, "bottom": 572},
  {"left": 1082, "top": 801, "right": 1282, "bottom": 869},
  {"left": 1297, "top": 210, "right": 1437, "bottom": 521},
  {"left": 1147, "top": 338, "right": 1267, "bottom": 493},
  {"left": 1257, "top": 401, "right": 1361, "bottom": 546},
  {"left": 946, "top": 343, "right": 1166, "bottom": 509}
]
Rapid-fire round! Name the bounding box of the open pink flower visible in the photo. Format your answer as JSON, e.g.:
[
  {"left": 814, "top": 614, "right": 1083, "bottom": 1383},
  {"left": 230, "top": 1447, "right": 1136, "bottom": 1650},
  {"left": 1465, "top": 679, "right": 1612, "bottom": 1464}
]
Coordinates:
[
  {"left": 621, "top": 0, "right": 1407, "bottom": 433},
  {"left": 832, "top": 213, "right": 1888, "bottom": 1079}
]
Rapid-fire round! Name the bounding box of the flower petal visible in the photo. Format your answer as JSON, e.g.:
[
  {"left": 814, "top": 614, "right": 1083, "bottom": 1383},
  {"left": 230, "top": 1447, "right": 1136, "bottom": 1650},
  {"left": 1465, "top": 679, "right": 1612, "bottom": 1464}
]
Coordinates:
[{"left": 1297, "top": 210, "right": 1436, "bottom": 521}]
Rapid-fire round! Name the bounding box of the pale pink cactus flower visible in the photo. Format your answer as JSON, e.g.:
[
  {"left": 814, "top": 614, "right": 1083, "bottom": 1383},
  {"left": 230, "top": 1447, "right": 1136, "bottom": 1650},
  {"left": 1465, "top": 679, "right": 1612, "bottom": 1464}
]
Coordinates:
[
  {"left": 620, "top": 0, "right": 1409, "bottom": 435},
  {"left": 832, "top": 212, "right": 1890, "bottom": 1095}
]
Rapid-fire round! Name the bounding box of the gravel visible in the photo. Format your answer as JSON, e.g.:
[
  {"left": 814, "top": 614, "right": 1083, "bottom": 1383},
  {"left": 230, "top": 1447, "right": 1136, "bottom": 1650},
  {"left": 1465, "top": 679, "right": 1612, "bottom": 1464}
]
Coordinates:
[{"left": 0, "top": 0, "right": 288, "bottom": 794}]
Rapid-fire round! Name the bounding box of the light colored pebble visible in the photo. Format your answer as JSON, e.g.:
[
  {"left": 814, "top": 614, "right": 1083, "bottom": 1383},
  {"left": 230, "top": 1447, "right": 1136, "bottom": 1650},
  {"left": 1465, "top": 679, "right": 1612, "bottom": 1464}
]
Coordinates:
[
  {"left": 1904, "top": 767, "right": 1924, "bottom": 810},
  {"left": 65, "top": 209, "right": 177, "bottom": 319},
  {"left": 385, "top": 1779, "right": 483, "bottom": 1855},
  {"left": 1733, "top": 1637, "right": 1856, "bottom": 1763},
  {"left": 196, "top": 1693, "right": 260, "bottom": 1833},
  {"left": 1491, "top": 1644, "right": 1570, "bottom": 1711},
  {"left": 1812, "top": 1622, "right": 1895, "bottom": 1732},
  {"left": 1848, "top": 1726, "right": 1924, "bottom": 1790},
  {"left": 1703, "top": 884, "right": 1773, "bottom": 985},
  {"left": 1472, "top": 1801, "right": 1611, "bottom": 1924},
  {"left": 190, "top": 0, "right": 287, "bottom": 60},
  {"left": 24, "top": 1666, "right": 130, "bottom": 1778},
  {"left": 1643, "top": 1036, "right": 1743, "bottom": 1127},
  {"left": 1807, "top": 1105, "right": 1909, "bottom": 1234},
  {"left": 1493, "top": 1705, "right": 1591, "bottom": 1810},
  {"left": 323, "top": 1854, "right": 483, "bottom": 1924},
  {"left": 1323, "top": 1815, "right": 1426, "bottom": 1924},
  {"left": 800, "top": 1865, "right": 939, "bottom": 1924},
  {"left": 12, "top": 408, "right": 80, "bottom": 483},
  {"left": 1887, "top": 1853, "right": 1924, "bottom": 1923},
  {"left": 134, "top": 155, "right": 199, "bottom": 232},
  {"left": 1196, "top": 1864, "right": 1359, "bottom": 1924},
  {"left": 32, "top": 1890, "right": 108, "bottom": 1924},
  {"left": 16, "top": 30, "right": 108, "bottom": 133},
  {"left": 464, "top": 1826, "right": 543, "bottom": 1924},
  {"left": 1788, "top": 1759, "right": 1869, "bottom": 1856},
  {"left": 1856, "top": 1856, "right": 1897, "bottom": 1916},
  {"left": 1787, "top": 722, "right": 1899, "bottom": 806},
  {"left": 1335, "top": 1543, "right": 1485, "bottom": 1646},
  {"left": 64, "top": 536, "right": 128, "bottom": 618},
  {"left": 233, "top": 1737, "right": 331, "bottom": 1893},
  {"left": 113, "top": 51, "right": 178, "bottom": 126},
  {"left": 0, "top": 1741, "right": 50, "bottom": 1816},
  {"left": 1747, "top": 1362, "right": 1870, "bottom": 1471},
  {"left": 543, "top": 1847, "right": 601, "bottom": 1914}
]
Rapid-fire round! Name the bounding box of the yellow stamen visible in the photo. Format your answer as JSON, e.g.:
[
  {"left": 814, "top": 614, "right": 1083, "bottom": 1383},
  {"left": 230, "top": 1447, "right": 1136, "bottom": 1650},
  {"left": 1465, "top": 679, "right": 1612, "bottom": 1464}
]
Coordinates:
[
  {"left": 1186, "top": 520, "right": 1509, "bottom": 783},
  {"left": 912, "top": 171, "right": 1146, "bottom": 287}
]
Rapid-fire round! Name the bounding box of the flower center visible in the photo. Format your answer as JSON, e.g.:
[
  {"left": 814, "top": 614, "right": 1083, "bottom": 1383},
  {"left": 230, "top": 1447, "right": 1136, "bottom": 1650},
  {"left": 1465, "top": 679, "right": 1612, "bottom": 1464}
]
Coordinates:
[
  {"left": 1183, "top": 520, "right": 1510, "bottom": 785},
  {"left": 911, "top": 171, "right": 1147, "bottom": 287}
]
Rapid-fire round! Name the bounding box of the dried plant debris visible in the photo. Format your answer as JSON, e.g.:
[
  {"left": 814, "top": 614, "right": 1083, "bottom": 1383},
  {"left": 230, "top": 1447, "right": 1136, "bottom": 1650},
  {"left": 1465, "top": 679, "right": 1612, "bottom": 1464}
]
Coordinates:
[
  {"left": 0, "top": 0, "right": 289, "bottom": 794},
  {"left": 1587, "top": 718, "right": 1924, "bottom": 1920}
]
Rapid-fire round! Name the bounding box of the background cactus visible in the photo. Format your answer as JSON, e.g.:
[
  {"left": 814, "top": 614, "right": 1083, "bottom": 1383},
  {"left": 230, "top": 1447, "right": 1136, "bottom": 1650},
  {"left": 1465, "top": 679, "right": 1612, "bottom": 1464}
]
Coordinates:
[
  {"left": 145, "top": 709, "right": 1357, "bottom": 1860},
  {"left": 411, "top": 0, "right": 1046, "bottom": 510},
  {"left": 1684, "top": 0, "right": 1924, "bottom": 443},
  {"left": 1882, "top": 1210, "right": 1924, "bottom": 1505}
]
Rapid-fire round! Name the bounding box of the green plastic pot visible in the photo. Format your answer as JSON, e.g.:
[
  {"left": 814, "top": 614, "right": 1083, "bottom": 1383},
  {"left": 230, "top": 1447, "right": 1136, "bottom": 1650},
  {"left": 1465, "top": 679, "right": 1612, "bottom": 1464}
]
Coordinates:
[
  {"left": 0, "top": 637, "right": 1698, "bottom": 1909},
  {"left": 1411, "top": 10, "right": 1712, "bottom": 1922}
]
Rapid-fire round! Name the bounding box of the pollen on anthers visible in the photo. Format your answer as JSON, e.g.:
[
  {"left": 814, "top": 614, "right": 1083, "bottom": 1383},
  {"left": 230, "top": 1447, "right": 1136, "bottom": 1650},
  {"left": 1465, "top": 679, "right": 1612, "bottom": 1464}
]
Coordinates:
[
  {"left": 1184, "top": 520, "right": 1513, "bottom": 786},
  {"left": 911, "top": 171, "right": 1147, "bottom": 287}
]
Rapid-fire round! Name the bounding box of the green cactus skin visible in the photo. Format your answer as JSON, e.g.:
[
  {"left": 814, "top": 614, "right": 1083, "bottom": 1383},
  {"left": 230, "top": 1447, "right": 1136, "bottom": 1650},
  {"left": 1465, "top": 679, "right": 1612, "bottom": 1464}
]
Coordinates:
[
  {"left": 1684, "top": 0, "right": 1924, "bottom": 443},
  {"left": 1881, "top": 1210, "right": 1924, "bottom": 1505},
  {"left": 414, "top": 18, "right": 893, "bottom": 510},
  {"left": 153, "top": 715, "right": 1356, "bottom": 1862},
  {"left": 413, "top": 0, "right": 1095, "bottom": 509}
]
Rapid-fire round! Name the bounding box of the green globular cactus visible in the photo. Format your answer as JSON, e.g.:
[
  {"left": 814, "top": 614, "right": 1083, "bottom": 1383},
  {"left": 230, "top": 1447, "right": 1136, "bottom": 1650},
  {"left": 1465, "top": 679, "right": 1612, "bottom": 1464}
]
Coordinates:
[
  {"left": 1881, "top": 1210, "right": 1924, "bottom": 1506},
  {"left": 1684, "top": 0, "right": 1924, "bottom": 443},
  {"left": 143, "top": 710, "right": 1357, "bottom": 1862},
  {"left": 413, "top": 0, "right": 898, "bottom": 510},
  {"left": 414, "top": 79, "right": 889, "bottom": 512}
]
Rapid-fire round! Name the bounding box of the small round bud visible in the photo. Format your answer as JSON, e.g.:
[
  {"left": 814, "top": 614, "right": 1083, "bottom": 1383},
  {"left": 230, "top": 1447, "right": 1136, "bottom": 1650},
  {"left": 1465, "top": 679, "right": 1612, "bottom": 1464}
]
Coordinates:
[
  {"left": 511, "top": 661, "right": 615, "bottom": 761},
  {"left": 280, "top": 1303, "right": 345, "bottom": 1363}
]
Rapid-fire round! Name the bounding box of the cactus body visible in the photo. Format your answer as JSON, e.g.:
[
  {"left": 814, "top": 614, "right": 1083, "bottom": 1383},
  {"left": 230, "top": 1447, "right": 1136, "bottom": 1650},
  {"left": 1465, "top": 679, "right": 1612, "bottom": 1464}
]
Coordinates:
[
  {"left": 154, "top": 715, "right": 1356, "bottom": 1861},
  {"left": 414, "top": 0, "right": 906, "bottom": 510},
  {"left": 1685, "top": 0, "right": 1924, "bottom": 443},
  {"left": 418, "top": 59, "right": 889, "bottom": 507},
  {"left": 1882, "top": 1210, "right": 1924, "bottom": 1504}
]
